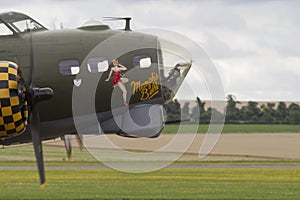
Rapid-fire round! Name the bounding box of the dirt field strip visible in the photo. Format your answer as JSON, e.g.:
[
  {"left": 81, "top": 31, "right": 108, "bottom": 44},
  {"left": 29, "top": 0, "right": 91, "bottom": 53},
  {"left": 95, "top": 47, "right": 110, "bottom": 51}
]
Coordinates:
[{"left": 47, "top": 133, "right": 300, "bottom": 160}]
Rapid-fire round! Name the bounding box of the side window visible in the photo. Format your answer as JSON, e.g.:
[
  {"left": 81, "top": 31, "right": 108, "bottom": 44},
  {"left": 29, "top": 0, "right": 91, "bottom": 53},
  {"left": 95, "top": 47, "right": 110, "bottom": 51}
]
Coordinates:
[
  {"left": 0, "top": 23, "right": 13, "bottom": 36},
  {"left": 133, "top": 55, "right": 152, "bottom": 68},
  {"left": 87, "top": 57, "right": 109, "bottom": 73},
  {"left": 59, "top": 59, "right": 80, "bottom": 76}
]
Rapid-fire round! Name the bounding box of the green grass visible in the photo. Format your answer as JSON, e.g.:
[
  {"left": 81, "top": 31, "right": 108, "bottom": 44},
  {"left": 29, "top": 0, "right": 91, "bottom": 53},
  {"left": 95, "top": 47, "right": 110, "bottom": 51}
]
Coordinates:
[
  {"left": 0, "top": 140, "right": 300, "bottom": 199},
  {"left": 0, "top": 167, "right": 299, "bottom": 199},
  {"left": 162, "top": 124, "right": 300, "bottom": 133}
]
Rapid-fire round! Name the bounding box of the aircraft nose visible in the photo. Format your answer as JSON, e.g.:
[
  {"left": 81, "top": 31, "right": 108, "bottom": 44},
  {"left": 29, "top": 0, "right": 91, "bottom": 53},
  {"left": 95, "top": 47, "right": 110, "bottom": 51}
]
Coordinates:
[{"left": 160, "top": 62, "right": 192, "bottom": 102}]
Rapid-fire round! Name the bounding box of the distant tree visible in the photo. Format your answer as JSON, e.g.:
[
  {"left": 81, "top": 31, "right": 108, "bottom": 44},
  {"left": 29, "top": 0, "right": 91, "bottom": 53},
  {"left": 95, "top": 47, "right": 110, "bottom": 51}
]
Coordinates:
[
  {"left": 248, "top": 101, "right": 262, "bottom": 122},
  {"left": 191, "top": 105, "right": 200, "bottom": 124},
  {"left": 260, "top": 103, "right": 276, "bottom": 124},
  {"left": 190, "top": 97, "right": 211, "bottom": 124},
  {"left": 182, "top": 96, "right": 300, "bottom": 125},
  {"left": 261, "top": 112, "right": 274, "bottom": 124},
  {"left": 225, "top": 94, "right": 240, "bottom": 123},
  {"left": 206, "top": 107, "right": 224, "bottom": 124},
  {"left": 287, "top": 111, "right": 300, "bottom": 124},
  {"left": 276, "top": 102, "right": 288, "bottom": 124},
  {"left": 240, "top": 101, "right": 262, "bottom": 123},
  {"left": 174, "top": 99, "right": 181, "bottom": 115},
  {"left": 288, "top": 103, "right": 300, "bottom": 112},
  {"left": 239, "top": 106, "right": 248, "bottom": 121},
  {"left": 182, "top": 102, "right": 190, "bottom": 118},
  {"left": 190, "top": 97, "right": 204, "bottom": 123},
  {"left": 286, "top": 103, "right": 300, "bottom": 124},
  {"left": 196, "top": 97, "right": 206, "bottom": 114},
  {"left": 164, "top": 99, "right": 181, "bottom": 121}
]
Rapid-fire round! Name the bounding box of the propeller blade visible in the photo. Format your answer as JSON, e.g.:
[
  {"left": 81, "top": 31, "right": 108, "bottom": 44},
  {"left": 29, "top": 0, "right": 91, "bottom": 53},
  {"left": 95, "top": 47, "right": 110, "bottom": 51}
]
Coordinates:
[
  {"left": 28, "top": 30, "right": 35, "bottom": 88},
  {"left": 30, "top": 106, "right": 46, "bottom": 188},
  {"left": 27, "top": 29, "right": 50, "bottom": 189}
]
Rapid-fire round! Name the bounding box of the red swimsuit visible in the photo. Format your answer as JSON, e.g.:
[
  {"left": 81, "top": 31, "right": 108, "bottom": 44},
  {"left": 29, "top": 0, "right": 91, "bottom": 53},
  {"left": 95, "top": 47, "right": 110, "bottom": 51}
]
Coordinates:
[{"left": 112, "top": 70, "right": 122, "bottom": 87}]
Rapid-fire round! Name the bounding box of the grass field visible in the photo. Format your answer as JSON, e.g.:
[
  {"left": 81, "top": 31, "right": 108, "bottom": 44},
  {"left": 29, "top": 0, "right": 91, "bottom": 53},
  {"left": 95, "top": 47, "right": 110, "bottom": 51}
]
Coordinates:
[
  {"left": 162, "top": 124, "right": 300, "bottom": 133},
  {"left": 0, "top": 166, "right": 300, "bottom": 199},
  {"left": 0, "top": 145, "right": 300, "bottom": 199}
]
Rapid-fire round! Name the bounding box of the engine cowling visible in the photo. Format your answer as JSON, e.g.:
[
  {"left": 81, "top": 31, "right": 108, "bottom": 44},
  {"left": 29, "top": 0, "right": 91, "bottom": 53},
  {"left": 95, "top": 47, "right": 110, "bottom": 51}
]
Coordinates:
[{"left": 0, "top": 61, "right": 28, "bottom": 138}]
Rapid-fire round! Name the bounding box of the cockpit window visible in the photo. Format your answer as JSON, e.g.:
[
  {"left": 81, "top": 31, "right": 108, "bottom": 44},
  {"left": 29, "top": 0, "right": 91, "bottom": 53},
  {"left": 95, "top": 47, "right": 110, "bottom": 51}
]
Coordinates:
[
  {"left": 7, "top": 19, "right": 44, "bottom": 33},
  {"left": 133, "top": 55, "right": 152, "bottom": 68},
  {"left": 0, "top": 23, "right": 13, "bottom": 36},
  {"left": 0, "top": 12, "right": 47, "bottom": 34}
]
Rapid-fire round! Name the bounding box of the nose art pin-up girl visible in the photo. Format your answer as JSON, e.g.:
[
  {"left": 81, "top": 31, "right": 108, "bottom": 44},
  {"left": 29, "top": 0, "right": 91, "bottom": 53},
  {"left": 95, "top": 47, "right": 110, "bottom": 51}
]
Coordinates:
[{"left": 105, "top": 59, "right": 129, "bottom": 106}]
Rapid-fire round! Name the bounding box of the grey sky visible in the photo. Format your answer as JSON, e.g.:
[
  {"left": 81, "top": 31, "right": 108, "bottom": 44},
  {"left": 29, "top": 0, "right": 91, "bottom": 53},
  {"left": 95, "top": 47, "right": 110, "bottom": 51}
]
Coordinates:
[{"left": 1, "top": 0, "right": 299, "bottom": 101}]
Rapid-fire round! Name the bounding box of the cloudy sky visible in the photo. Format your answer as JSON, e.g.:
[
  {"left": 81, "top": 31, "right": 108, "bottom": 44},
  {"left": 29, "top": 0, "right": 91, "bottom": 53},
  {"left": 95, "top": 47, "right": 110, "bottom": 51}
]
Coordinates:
[{"left": 1, "top": 0, "right": 300, "bottom": 101}]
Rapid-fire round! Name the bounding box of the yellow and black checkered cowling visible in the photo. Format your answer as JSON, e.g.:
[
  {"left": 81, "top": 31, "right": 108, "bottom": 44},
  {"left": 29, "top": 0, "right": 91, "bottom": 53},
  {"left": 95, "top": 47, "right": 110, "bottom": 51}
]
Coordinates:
[{"left": 0, "top": 61, "right": 28, "bottom": 138}]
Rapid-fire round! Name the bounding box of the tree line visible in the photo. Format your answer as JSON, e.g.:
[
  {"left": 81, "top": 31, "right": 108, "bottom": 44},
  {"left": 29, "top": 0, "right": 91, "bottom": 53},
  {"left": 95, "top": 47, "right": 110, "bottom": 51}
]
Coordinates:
[{"left": 164, "top": 94, "right": 300, "bottom": 124}]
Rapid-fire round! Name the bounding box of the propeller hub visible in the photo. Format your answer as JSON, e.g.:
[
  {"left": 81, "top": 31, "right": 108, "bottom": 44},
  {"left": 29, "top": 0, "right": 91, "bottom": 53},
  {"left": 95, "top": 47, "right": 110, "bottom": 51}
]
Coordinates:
[{"left": 32, "top": 87, "right": 54, "bottom": 103}]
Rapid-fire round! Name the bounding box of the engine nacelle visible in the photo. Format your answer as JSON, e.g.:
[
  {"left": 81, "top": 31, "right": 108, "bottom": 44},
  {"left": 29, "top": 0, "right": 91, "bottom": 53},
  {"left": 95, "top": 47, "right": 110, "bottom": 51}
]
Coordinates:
[{"left": 0, "top": 61, "right": 28, "bottom": 138}]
